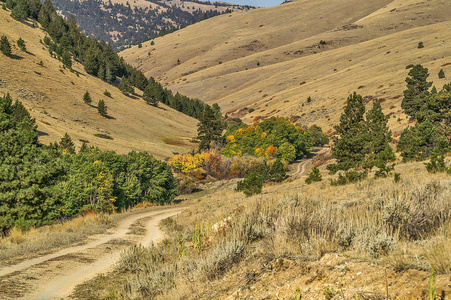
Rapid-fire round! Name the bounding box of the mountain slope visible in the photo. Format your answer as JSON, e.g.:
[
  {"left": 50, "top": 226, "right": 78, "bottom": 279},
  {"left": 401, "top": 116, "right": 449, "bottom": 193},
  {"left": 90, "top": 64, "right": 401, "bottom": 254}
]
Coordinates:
[
  {"left": 52, "top": 0, "right": 254, "bottom": 49},
  {"left": 121, "top": 0, "right": 451, "bottom": 133},
  {"left": 0, "top": 9, "right": 197, "bottom": 159}
]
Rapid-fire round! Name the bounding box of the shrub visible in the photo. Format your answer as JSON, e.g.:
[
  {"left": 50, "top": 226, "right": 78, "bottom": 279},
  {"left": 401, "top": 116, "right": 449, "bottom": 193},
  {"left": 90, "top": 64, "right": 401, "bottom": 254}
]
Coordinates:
[
  {"left": 103, "top": 90, "right": 112, "bottom": 98},
  {"left": 203, "top": 239, "right": 244, "bottom": 280},
  {"left": 438, "top": 69, "right": 445, "bottom": 79},
  {"left": 368, "top": 233, "right": 395, "bottom": 258},
  {"left": 418, "top": 41, "right": 424, "bottom": 48},
  {"left": 305, "top": 167, "right": 322, "bottom": 184}
]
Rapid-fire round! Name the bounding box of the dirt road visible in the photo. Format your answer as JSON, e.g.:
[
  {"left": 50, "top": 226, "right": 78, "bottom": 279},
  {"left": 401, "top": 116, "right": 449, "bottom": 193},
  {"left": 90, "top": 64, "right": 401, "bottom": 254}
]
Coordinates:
[{"left": 0, "top": 207, "right": 185, "bottom": 300}]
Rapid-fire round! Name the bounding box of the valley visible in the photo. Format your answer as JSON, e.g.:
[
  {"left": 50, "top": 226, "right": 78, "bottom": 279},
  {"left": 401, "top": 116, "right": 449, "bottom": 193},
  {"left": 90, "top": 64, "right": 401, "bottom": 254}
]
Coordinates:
[{"left": 0, "top": 0, "right": 450, "bottom": 298}]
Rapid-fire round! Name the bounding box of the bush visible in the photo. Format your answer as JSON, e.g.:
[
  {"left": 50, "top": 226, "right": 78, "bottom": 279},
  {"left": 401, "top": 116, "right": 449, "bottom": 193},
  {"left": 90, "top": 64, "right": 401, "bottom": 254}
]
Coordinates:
[
  {"left": 83, "top": 91, "right": 92, "bottom": 104},
  {"left": 305, "top": 167, "right": 322, "bottom": 184},
  {"left": 438, "top": 69, "right": 445, "bottom": 79},
  {"left": 103, "top": 90, "right": 112, "bottom": 98},
  {"left": 418, "top": 41, "right": 424, "bottom": 48},
  {"left": 369, "top": 233, "right": 395, "bottom": 258},
  {"left": 203, "top": 239, "right": 244, "bottom": 280}
]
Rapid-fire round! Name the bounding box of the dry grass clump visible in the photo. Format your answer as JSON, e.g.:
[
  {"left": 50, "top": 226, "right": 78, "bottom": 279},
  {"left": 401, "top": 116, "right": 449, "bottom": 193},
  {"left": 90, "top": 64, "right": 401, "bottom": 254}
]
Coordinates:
[{"left": 0, "top": 213, "right": 114, "bottom": 263}]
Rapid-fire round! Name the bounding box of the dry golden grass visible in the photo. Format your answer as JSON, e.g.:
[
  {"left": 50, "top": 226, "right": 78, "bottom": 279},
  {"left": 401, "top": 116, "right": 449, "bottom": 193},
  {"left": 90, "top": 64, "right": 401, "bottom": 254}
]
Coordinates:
[
  {"left": 0, "top": 212, "right": 112, "bottom": 263},
  {"left": 0, "top": 10, "right": 197, "bottom": 159},
  {"left": 77, "top": 159, "right": 451, "bottom": 299},
  {"left": 122, "top": 0, "right": 451, "bottom": 133}
]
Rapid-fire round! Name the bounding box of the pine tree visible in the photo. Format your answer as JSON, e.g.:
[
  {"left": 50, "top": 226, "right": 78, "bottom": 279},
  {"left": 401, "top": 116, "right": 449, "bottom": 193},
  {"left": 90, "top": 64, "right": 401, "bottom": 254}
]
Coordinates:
[
  {"left": 305, "top": 167, "right": 322, "bottom": 184},
  {"left": 118, "top": 76, "right": 134, "bottom": 95},
  {"left": 0, "top": 35, "right": 12, "bottom": 56},
  {"left": 197, "top": 105, "right": 223, "bottom": 151},
  {"left": 83, "top": 91, "right": 92, "bottom": 104},
  {"left": 62, "top": 51, "right": 72, "bottom": 69},
  {"left": 59, "top": 133, "right": 75, "bottom": 154},
  {"left": 17, "top": 37, "right": 26, "bottom": 52},
  {"left": 327, "top": 92, "right": 367, "bottom": 173},
  {"left": 269, "top": 159, "right": 286, "bottom": 182},
  {"left": 97, "top": 99, "right": 107, "bottom": 117},
  {"left": 143, "top": 85, "right": 158, "bottom": 106},
  {"left": 438, "top": 69, "right": 445, "bottom": 79},
  {"left": 236, "top": 171, "right": 262, "bottom": 196},
  {"left": 363, "top": 101, "right": 395, "bottom": 172},
  {"left": 401, "top": 64, "right": 432, "bottom": 119}
]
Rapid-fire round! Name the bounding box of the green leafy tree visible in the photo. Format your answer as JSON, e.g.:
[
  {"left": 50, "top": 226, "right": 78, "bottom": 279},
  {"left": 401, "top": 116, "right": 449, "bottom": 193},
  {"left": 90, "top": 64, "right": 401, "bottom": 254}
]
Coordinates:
[
  {"left": 305, "top": 167, "right": 322, "bottom": 184},
  {"left": 0, "top": 35, "right": 12, "bottom": 56},
  {"left": 83, "top": 91, "right": 92, "bottom": 104},
  {"left": 401, "top": 64, "right": 432, "bottom": 119},
  {"left": 307, "top": 125, "right": 329, "bottom": 146},
  {"left": 17, "top": 37, "right": 26, "bottom": 52},
  {"left": 59, "top": 132, "right": 75, "bottom": 154},
  {"left": 97, "top": 99, "right": 108, "bottom": 117},
  {"left": 197, "top": 105, "right": 224, "bottom": 151}
]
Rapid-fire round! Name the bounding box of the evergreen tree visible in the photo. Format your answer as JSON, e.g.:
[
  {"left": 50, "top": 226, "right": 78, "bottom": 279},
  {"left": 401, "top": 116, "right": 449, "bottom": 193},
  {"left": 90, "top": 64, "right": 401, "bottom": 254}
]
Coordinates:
[
  {"left": 305, "top": 167, "right": 322, "bottom": 184},
  {"left": 438, "top": 69, "right": 445, "bottom": 79},
  {"left": 197, "top": 105, "right": 224, "bottom": 151},
  {"left": 118, "top": 76, "right": 134, "bottom": 95},
  {"left": 62, "top": 51, "right": 72, "bottom": 69},
  {"left": 236, "top": 171, "right": 262, "bottom": 197},
  {"left": 401, "top": 65, "right": 432, "bottom": 119},
  {"left": 143, "top": 85, "right": 158, "bottom": 106},
  {"left": 363, "top": 101, "right": 395, "bottom": 171},
  {"left": 97, "top": 99, "right": 108, "bottom": 117},
  {"left": 327, "top": 92, "right": 367, "bottom": 173},
  {"left": 17, "top": 37, "right": 26, "bottom": 52},
  {"left": 269, "top": 159, "right": 286, "bottom": 182},
  {"left": 83, "top": 91, "right": 92, "bottom": 104},
  {"left": 59, "top": 132, "right": 75, "bottom": 154},
  {"left": 0, "top": 35, "right": 12, "bottom": 56}
]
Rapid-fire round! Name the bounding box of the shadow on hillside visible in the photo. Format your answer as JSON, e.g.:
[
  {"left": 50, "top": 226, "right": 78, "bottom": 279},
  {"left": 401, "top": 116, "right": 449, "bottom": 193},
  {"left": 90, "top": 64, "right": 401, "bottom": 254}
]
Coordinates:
[
  {"left": 105, "top": 115, "right": 116, "bottom": 120},
  {"left": 9, "top": 54, "right": 23, "bottom": 60},
  {"left": 37, "top": 130, "right": 49, "bottom": 137}
]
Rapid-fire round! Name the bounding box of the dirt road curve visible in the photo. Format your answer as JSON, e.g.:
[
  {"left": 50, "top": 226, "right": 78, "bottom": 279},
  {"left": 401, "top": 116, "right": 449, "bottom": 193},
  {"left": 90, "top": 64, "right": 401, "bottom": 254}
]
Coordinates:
[{"left": 0, "top": 207, "right": 185, "bottom": 300}]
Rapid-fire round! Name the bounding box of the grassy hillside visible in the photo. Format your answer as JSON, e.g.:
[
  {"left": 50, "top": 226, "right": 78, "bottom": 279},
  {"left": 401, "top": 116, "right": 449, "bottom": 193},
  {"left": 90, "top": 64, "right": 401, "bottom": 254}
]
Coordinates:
[
  {"left": 121, "top": 0, "right": 451, "bottom": 132},
  {"left": 0, "top": 9, "right": 198, "bottom": 159}
]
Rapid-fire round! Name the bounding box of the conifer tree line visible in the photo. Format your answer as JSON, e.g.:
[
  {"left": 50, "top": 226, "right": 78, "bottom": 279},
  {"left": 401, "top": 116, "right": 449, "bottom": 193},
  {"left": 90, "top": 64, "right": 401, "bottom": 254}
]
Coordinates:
[
  {"left": 0, "top": 94, "right": 177, "bottom": 236},
  {"left": 2, "top": 0, "right": 211, "bottom": 119},
  {"left": 327, "top": 64, "right": 450, "bottom": 184}
]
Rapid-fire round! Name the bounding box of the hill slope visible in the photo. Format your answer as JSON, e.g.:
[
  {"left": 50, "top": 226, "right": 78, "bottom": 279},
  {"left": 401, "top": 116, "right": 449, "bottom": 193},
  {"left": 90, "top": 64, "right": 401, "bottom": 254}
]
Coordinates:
[
  {"left": 121, "top": 0, "right": 451, "bottom": 133},
  {"left": 52, "top": 0, "right": 254, "bottom": 49},
  {"left": 0, "top": 9, "right": 197, "bottom": 159}
]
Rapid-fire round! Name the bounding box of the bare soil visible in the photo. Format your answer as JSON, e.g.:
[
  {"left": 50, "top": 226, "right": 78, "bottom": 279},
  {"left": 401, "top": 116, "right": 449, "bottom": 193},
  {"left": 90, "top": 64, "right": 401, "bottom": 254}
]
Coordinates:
[{"left": 0, "top": 207, "right": 185, "bottom": 300}]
